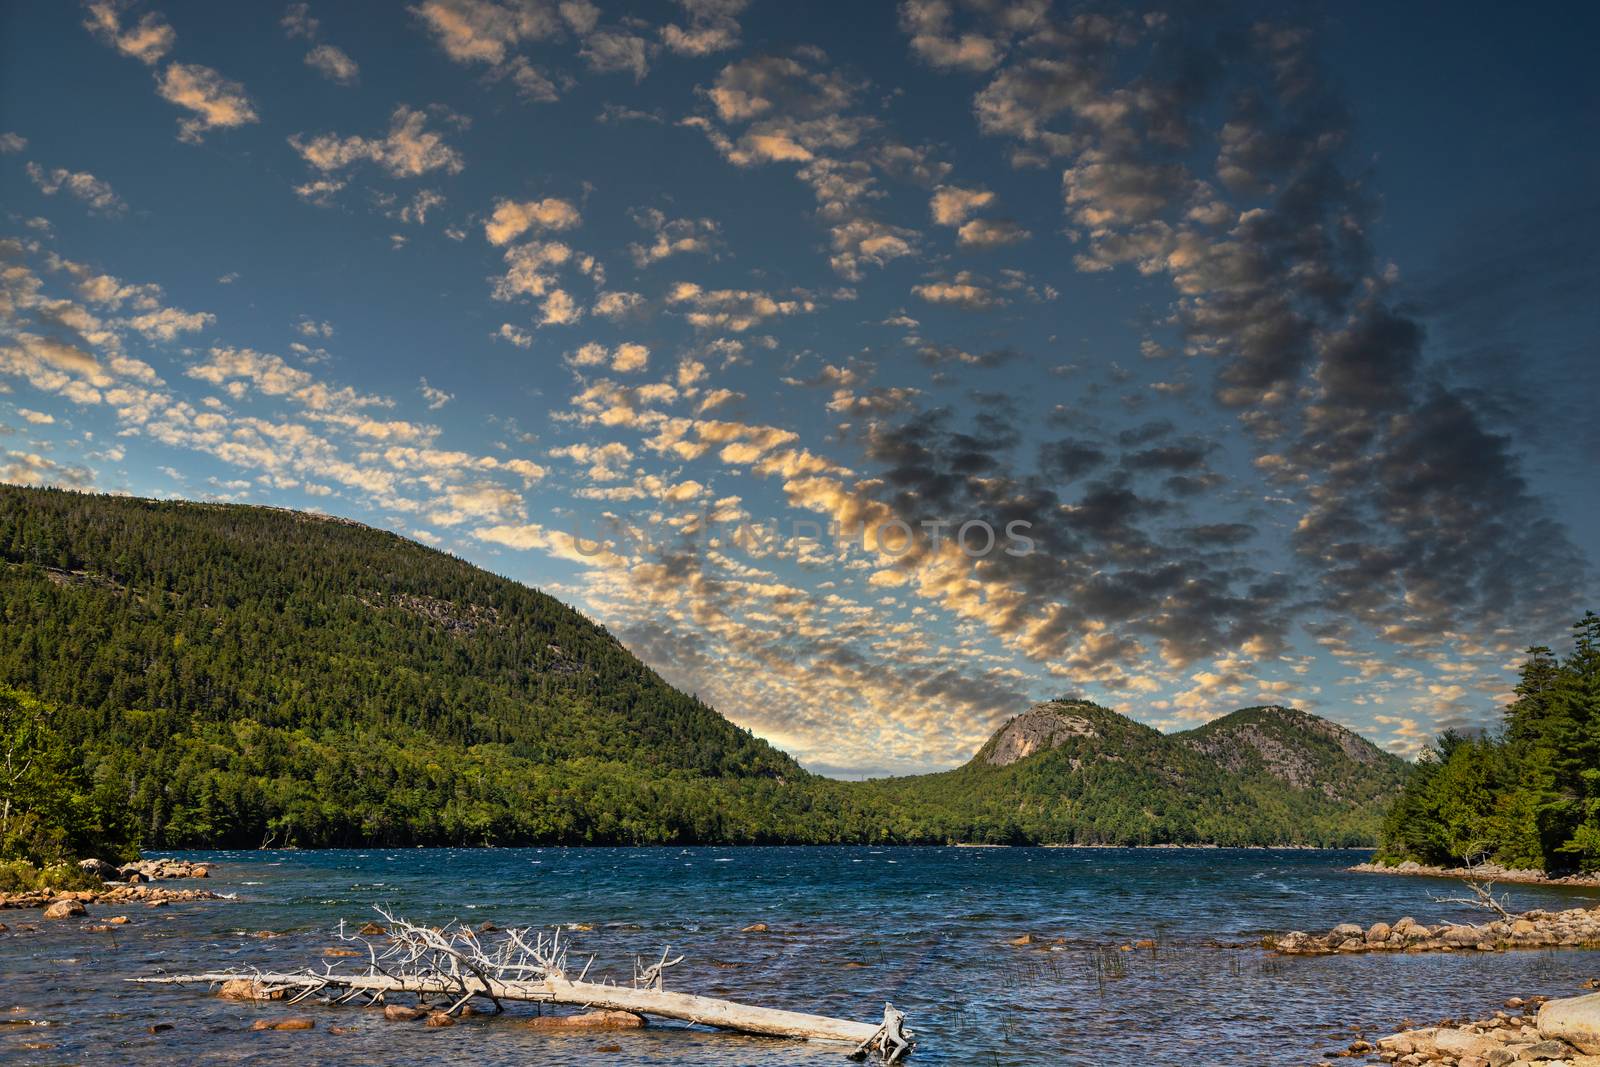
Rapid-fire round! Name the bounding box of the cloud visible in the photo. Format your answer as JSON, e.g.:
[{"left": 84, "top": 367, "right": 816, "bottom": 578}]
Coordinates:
[
  {"left": 0, "top": 132, "right": 26, "bottom": 153},
  {"left": 929, "top": 185, "right": 993, "bottom": 226},
  {"left": 127, "top": 307, "right": 215, "bottom": 341},
  {"left": 418, "top": 377, "right": 454, "bottom": 409},
  {"left": 25, "top": 163, "right": 126, "bottom": 214},
  {"left": 410, "top": 0, "right": 580, "bottom": 65},
  {"left": 593, "top": 290, "right": 646, "bottom": 321},
  {"left": 911, "top": 278, "right": 999, "bottom": 310},
  {"left": 484, "top": 197, "right": 581, "bottom": 245},
  {"left": 667, "top": 282, "right": 816, "bottom": 331},
  {"left": 305, "top": 43, "right": 360, "bottom": 84},
  {"left": 157, "top": 63, "right": 259, "bottom": 143},
  {"left": 957, "top": 218, "right": 1029, "bottom": 248},
  {"left": 291, "top": 105, "right": 465, "bottom": 178},
  {"left": 282, "top": 2, "right": 318, "bottom": 38},
  {"left": 83, "top": 1, "right": 175, "bottom": 64},
  {"left": 627, "top": 208, "right": 719, "bottom": 267},
  {"left": 660, "top": 0, "right": 747, "bottom": 56},
  {"left": 567, "top": 342, "right": 649, "bottom": 374},
  {"left": 581, "top": 28, "right": 651, "bottom": 81},
  {"left": 1, "top": 450, "right": 94, "bottom": 488},
  {"left": 899, "top": 0, "right": 1017, "bottom": 72}
]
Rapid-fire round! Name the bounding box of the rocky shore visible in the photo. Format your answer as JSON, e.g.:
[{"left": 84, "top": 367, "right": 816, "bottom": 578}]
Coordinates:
[
  {"left": 1313, "top": 992, "right": 1600, "bottom": 1066},
  {"left": 1352, "top": 861, "right": 1600, "bottom": 889},
  {"left": 1266, "top": 905, "right": 1600, "bottom": 957},
  {"left": 0, "top": 857, "right": 223, "bottom": 919}
]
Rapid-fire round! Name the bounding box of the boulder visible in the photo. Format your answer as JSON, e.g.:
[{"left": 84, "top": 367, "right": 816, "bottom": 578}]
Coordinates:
[
  {"left": 741, "top": 923, "right": 769, "bottom": 933},
  {"left": 425, "top": 1012, "right": 454, "bottom": 1028},
  {"left": 358, "top": 922, "right": 386, "bottom": 936},
  {"left": 42, "top": 899, "right": 86, "bottom": 920},
  {"left": 1366, "top": 922, "right": 1392, "bottom": 942},
  {"left": 524, "top": 1010, "right": 647, "bottom": 1030},
  {"left": 78, "top": 858, "right": 119, "bottom": 880},
  {"left": 1540, "top": 993, "right": 1600, "bottom": 1055},
  {"left": 1330, "top": 923, "right": 1364, "bottom": 940}
]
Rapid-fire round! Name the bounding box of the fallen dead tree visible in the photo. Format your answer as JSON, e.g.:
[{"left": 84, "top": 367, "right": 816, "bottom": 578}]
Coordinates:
[{"left": 132, "top": 907, "right": 914, "bottom": 1062}]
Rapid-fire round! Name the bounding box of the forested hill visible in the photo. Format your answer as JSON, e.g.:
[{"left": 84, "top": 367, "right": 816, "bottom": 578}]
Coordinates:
[
  {"left": 855, "top": 700, "right": 1409, "bottom": 847},
  {"left": 0, "top": 484, "right": 822, "bottom": 851},
  {"left": 1, "top": 485, "right": 1409, "bottom": 857}
]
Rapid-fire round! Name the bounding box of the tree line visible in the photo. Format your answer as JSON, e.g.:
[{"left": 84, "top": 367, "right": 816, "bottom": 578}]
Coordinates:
[{"left": 1380, "top": 612, "right": 1600, "bottom": 874}]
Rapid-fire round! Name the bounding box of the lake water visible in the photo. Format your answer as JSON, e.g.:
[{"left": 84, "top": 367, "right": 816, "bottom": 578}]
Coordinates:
[{"left": 3, "top": 847, "right": 1598, "bottom": 1065}]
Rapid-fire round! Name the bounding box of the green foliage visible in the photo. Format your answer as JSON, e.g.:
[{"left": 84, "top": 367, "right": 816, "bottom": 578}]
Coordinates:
[
  {"left": 0, "top": 485, "right": 1408, "bottom": 850},
  {"left": 1, "top": 686, "right": 137, "bottom": 865},
  {"left": 0, "top": 857, "right": 102, "bottom": 894},
  {"left": 1379, "top": 612, "right": 1600, "bottom": 874}
]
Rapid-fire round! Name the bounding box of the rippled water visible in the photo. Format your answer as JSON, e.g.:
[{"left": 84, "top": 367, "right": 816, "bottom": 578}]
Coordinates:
[{"left": 4, "top": 847, "right": 1598, "bottom": 1065}]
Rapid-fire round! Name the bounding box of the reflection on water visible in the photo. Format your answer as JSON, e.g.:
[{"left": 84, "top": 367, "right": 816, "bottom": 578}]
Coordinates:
[{"left": 3, "top": 847, "right": 1596, "bottom": 1065}]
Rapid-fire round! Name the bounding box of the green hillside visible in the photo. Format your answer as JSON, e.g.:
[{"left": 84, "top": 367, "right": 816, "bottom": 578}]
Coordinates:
[
  {"left": 857, "top": 700, "right": 1409, "bottom": 847},
  {"left": 0, "top": 485, "right": 1409, "bottom": 857}
]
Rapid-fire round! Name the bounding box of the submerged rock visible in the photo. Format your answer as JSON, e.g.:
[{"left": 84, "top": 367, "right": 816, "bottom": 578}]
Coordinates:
[{"left": 383, "top": 1005, "right": 427, "bottom": 1022}]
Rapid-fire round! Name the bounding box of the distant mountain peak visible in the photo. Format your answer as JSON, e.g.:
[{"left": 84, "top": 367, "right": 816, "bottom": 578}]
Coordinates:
[
  {"left": 1174, "top": 704, "right": 1401, "bottom": 798},
  {"left": 979, "top": 699, "right": 1154, "bottom": 767}
]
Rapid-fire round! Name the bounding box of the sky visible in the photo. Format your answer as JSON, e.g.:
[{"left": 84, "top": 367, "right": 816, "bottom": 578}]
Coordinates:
[{"left": 1, "top": 1, "right": 1596, "bottom": 778}]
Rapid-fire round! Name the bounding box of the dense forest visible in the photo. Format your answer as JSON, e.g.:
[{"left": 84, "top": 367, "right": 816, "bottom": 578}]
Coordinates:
[
  {"left": 0, "top": 485, "right": 1408, "bottom": 860},
  {"left": 1378, "top": 612, "right": 1600, "bottom": 874}
]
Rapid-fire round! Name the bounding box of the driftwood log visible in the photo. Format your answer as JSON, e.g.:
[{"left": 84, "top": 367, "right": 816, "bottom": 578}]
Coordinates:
[{"left": 132, "top": 908, "right": 914, "bottom": 1062}]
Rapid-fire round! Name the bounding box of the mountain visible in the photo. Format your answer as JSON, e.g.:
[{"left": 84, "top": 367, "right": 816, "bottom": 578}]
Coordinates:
[
  {"left": 0, "top": 485, "right": 1408, "bottom": 856},
  {"left": 857, "top": 699, "right": 1409, "bottom": 846}
]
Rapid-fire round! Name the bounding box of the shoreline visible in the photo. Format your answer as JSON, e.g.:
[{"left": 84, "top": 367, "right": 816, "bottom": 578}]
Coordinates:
[{"left": 1349, "top": 860, "right": 1600, "bottom": 889}]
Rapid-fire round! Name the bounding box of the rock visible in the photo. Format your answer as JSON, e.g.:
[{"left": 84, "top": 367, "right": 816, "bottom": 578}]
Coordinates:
[
  {"left": 1435, "top": 1027, "right": 1501, "bottom": 1059},
  {"left": 78, "top": 858, "right": 119, "bottom": 880},
  {"left": 1518, "top": 1038, "right": 1575, "bottom": 1060},
  {"left": 1377, "top": 1028, "right": 1437, "bottom": 1056},
  {"left": 477, "top": 921, "right": 497, "bottom": 932},
  {"left": 1134, "top": 939, "right": 1157, "bottom": 949},
  {"left": 1367, "top": 922, "right": 1392, "bottom": 942},
  {"left": 322, "top": 947, "right": 360, "bottom": 957},
  {"left": 1541, "top": 994, "right": 1600, "bottom": 1054},
  {"left": 190, "top": 866, "right": 208, "bottom": 878},
  {"left": 1008, "top": 933, "right": 1036, "bottom": 946},
  {"left": 1331, "top": 923, "right": 1365, "bottom": 940},
  {"left": 383, "top": 1005, "right": 427, "bottom": 1022},
  {"left": 741, "top": 923, "right": 769, "bottom": 933},
  {"left": 1487, "top": 1049, "right": 1517, "bottom": 1067},
  {"left": 1444, "top": 925, "right": 1484, "bottom": 946},
  {"left": 1514, "top": 919, "right": 1539, "bottom": 936},
  {"left": 524, "top": 1010, "right": 647, "bottom": 1030},
  {"left": 425, "top": 1012, "right": 454, "bottom": 1028},
  {"left": 146, "top": 1022, "right": 173, "bottom": 1034},
  {"left": 108, "top": 916, "right": 130, "bottom": 925},
  {"left": 0, "top": 923, "right": 8, "bottom": 933},
  {"left": 358, "top": 922, "right": 386, "bottom": 936},
  {"left": 42, "top": 899, "right": 86, "bottom": 920},
  {"left": 217, "top": 979, "right": 283, "bottom": 1001},
  {"left": 1459, "top": 1056, "right": 1490, "bottom": 1067},
  {"left": 251, "top": 1017, "right": 314, "bottom": 1031}
]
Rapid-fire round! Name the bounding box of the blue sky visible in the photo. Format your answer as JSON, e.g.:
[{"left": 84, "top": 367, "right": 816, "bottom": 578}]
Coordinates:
[{"left": 2, "top": 0, "right": 1595, "bottom": 776}]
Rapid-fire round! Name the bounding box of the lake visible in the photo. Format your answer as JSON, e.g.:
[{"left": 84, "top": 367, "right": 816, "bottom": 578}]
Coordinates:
[{"left": 3, "top": 847, "right": 1597, "bottom": 1065}]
